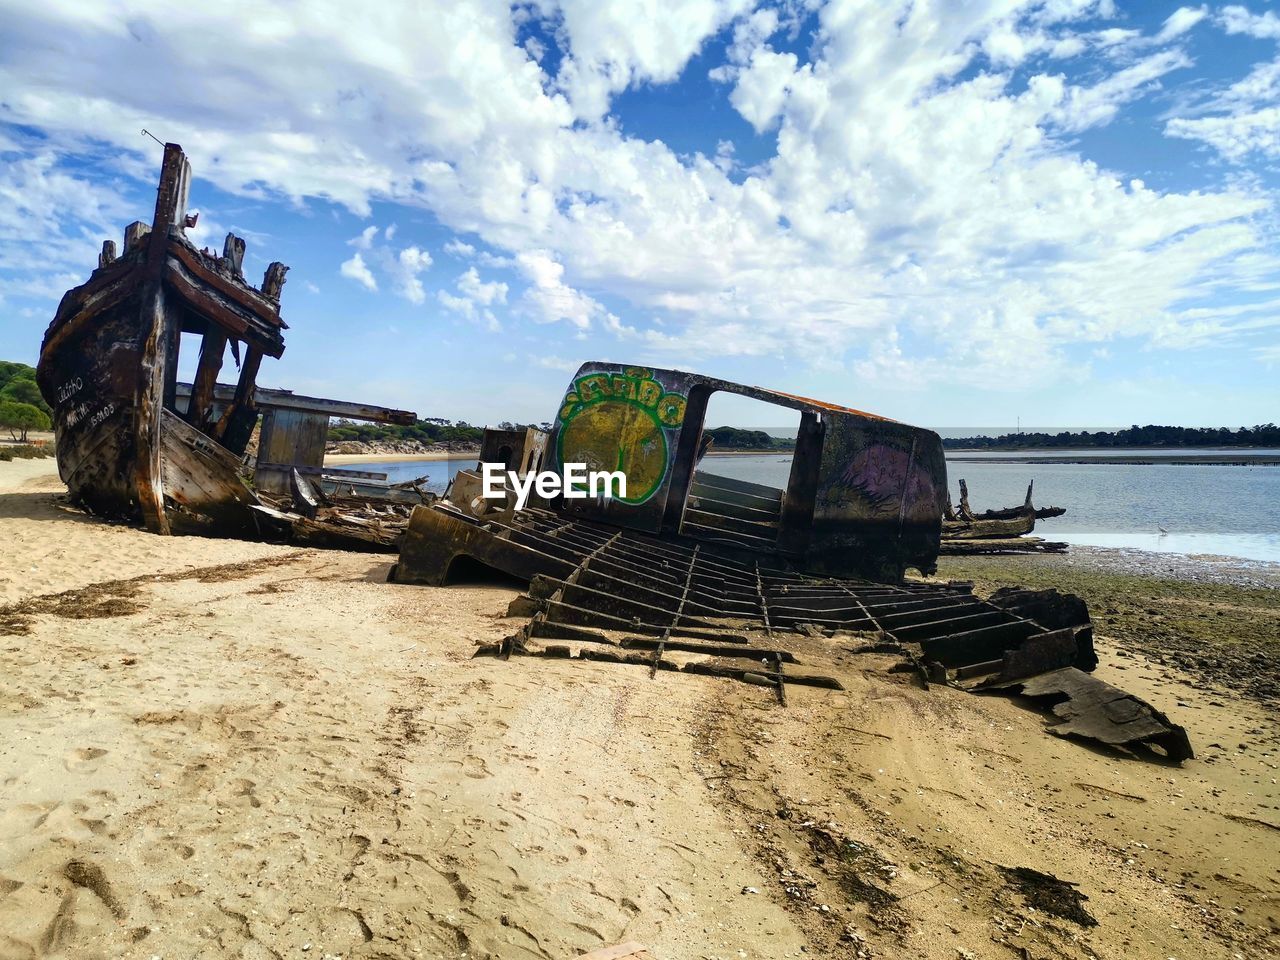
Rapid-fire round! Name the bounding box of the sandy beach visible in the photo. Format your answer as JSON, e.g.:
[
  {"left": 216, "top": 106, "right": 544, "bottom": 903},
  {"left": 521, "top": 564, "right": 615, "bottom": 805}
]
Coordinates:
[{"left": 2, "top": 457, "right": 1277, "bottom": 960}]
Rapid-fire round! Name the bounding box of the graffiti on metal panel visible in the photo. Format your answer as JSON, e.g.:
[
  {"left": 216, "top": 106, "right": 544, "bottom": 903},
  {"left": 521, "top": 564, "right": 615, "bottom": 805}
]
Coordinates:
[
  {"left": 556, "top": 367, "right": 687, "bottom": 505},
  {"left": 839, "top": 442, "right": 938, "bottom": 520}
]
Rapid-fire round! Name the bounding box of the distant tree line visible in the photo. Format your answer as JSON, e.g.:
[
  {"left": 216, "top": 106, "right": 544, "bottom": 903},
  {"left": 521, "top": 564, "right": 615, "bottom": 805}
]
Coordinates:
[
  {"left": 703, "top": 426, "right": 794, "bottom": 450},
  {"left": 327, "top": 418, "right": 554, "bottom": 445},
  {"left": 942, "top": 424, "right": 1280, "bottom": 450},
  {"left": 326, "top": 419, "right": 802, "bottom": 451},
  {"left": 0, "top": 361, "right": 52, "bottom": 443}
]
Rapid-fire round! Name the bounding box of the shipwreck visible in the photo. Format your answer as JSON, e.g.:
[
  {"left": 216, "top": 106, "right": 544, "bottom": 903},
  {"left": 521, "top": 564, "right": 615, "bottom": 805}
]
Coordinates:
[
  {"left": 391, "top": 362, "right": 1192, "bottom": 761},
  {"left": 940, "top": 479, "right": 1069, "bottom": 554},
  {"left": 36, "top": 142, "right": 418, "bottom": 542}
]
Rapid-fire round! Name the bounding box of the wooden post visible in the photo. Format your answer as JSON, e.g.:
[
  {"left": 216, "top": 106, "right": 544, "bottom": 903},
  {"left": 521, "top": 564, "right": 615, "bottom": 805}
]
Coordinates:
[
  {"left": 213, "top": 344, "right": 263, "bottom": 453},
  {"left": 99, "top": 240, "right": 117, "bottom": 268},
  {"left": 222, "top": 233, "right": 246, "bottom": 279},
  {"left": 123, "top": 222, "right": 150, "bottom": 256},
  {"left": 133, "top": 142, "right": 192, "bottom": 535},
  {"left": 233, "top": 346, "right": 263, "bottom": 408},
  {"left": 262, "top": 262, "right": 289, "bottom": 300},
  {"left": 189, "top": 327, "right": 229, "bottom": 431}
]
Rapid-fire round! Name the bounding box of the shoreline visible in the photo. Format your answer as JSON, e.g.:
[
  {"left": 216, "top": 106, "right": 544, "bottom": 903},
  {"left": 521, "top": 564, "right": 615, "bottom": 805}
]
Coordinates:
[
  {"left": 328, "top": 448, "right": 1280, "bottom": 467},
  {"left": 323, "top": 448, "right": 795, "bottom": 465},
  {"left": 324, "top": 450, "right": 476, "bottom": 464}
]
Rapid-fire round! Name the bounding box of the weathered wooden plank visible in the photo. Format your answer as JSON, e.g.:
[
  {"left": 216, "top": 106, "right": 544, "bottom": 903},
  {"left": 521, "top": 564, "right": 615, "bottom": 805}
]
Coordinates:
[
  {"left": 169, "top": 241, "right": 282, "bottom": 326},
  {"left": 159, "top": 409, "right": 259, "bottom": 536},
  {"left": 984, "top": 667, "right": 1193, "bottom": 761},
  {"left": 42, "top": 270, "right": 139, "bottom": 360},
  {"left": 164, "top": 257, "right": 286, "bottom": 356},
  {"left": 134, "top": 280, "right": 173, "bottom": 535},
  {"left": 175, "top": 382, "right": 416, "bottom": 424},
  {"left": 259, "top": 408, "right": 330, "bottom": 467}
]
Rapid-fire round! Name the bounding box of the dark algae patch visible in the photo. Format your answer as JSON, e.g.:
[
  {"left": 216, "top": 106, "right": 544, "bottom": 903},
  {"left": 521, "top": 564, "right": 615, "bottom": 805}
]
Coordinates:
[
  {"left": 999, "top": 865, "right": 1097, "bottom": 927},
  {"left": 0, "top": 552, "right": 311, "bottom": 635},
  {"left": 806, "top": 824, "right": 898, "bottom": 908}
]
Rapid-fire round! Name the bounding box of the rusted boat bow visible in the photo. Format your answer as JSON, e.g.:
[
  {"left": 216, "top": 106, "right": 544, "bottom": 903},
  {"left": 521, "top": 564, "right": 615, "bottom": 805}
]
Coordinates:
[{"left": 37, "top": 143, "right": 416, "bottom": 542}]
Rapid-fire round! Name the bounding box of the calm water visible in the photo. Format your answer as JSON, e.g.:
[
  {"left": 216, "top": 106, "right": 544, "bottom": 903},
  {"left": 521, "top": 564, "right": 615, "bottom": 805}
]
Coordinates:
[
  {"left": 949, "top": 447, "right": 1280, "bottom": 460},
  {"left": 361, "top": 452, "right": 1280, "bottom": 564}
]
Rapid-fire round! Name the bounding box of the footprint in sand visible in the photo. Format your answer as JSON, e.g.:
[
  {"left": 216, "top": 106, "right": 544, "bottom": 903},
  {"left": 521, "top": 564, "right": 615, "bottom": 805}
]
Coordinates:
[
  {"left": 63, "top": 747, "right": 108, "bottom": 772},
  {"left": 0, "top": 801, "right": 59, "bottom": 833},
  {"left": 230, "top": 778, "right": 261, "bottom": 808},
  {"left": 63, "top": 859, "right": 125, "bottom": 919}
]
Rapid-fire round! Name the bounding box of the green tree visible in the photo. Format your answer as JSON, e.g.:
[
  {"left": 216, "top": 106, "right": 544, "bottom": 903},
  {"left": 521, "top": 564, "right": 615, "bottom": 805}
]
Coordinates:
[
  {"left": 0, "top": 374, "right": 50, "bottom": 415},
  {"left": 0, "top": 401, "right": 51, "bottom": 443},
  {"left": 0, "top": 361, "right": 26, "bottom": 387}
]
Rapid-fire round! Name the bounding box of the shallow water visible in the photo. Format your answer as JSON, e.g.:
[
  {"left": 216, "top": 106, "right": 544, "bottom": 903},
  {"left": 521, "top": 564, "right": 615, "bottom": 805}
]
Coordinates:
[
  {"left": 949, "top": 446, "right": 1280, "bottom": 460},
  {"left": 362, "top": 451, "right": 1280, "bottom": 564}
]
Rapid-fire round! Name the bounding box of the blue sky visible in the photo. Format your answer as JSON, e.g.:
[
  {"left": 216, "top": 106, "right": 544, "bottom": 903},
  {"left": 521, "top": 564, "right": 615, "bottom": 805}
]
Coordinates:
[{"left": 1, "top": 1, "right": 1279, "bottom": 429}]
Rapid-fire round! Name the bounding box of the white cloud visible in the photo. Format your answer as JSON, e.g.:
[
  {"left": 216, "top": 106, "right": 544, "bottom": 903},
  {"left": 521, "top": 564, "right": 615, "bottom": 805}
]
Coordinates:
[
  {"left": 533, "top": 354, "right": 580, "bottom": 372},
  {"left": 1164, "top": 8, "right": 1280, "bottom": 160},
  {"left": 391, "top": 246, "right": 432, "bottom": 304},
  {"left": 438, "top": 267, "right": 507, "bottom": 330},
  {"left": 544, "top": 0, "right": 754, "bottom": 119},
  {"left": 1167, "top": 105, "right": 1280, "bottom": 160},
  {"left": 0, "top": 0, "right": 1275, "bottom": 389},
  {"left": 726, "top": 48, "right": 799, "bottom": 133},
  {"left": 349, "top": 225, "right": 379, "bottom": 250},
  {"left": 339, "top": 251, "right": 377, "bottom": 291},
  {"left": 1219, "top": 5, "right": 1280, "bottom": 40},
  {"left": 1055, "top": 49, "right": 1192, "bottom": 132},
  {"left": 517, "top": 251, "right": 601, "bottom": 328},
  {"left": 457, "top": 266, "right": 508, "bottom": 306},
  {"left": 0, "top": 148, "right": 137, "bottom": 303},
  {"left": 1155, "top": 6, "right": 1208, "bottom": 44},
  {"left": 339, "top": 225, "right": 433, "bottom": 302}
]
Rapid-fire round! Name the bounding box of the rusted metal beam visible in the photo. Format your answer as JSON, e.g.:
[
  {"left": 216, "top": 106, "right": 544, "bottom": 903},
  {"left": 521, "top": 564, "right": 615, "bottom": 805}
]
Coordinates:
[{"left": 650, "top": 545, "right": 699, "bottom": 677}]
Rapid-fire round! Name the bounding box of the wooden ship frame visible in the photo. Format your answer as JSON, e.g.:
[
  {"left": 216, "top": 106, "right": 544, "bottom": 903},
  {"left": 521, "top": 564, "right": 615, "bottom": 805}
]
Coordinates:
[{"left": 36, "top": 142, "right": 415, "bottom": 539}]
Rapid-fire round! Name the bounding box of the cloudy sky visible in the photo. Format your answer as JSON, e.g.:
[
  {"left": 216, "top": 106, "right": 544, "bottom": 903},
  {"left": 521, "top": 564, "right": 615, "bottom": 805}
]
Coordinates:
[{"left": 1, "top": 1, "right": 1278, "bottom": 429}]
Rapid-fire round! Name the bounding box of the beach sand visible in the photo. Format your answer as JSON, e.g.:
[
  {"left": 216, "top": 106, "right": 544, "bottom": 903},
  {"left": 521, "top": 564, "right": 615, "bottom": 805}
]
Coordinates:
[{"left": 1, "top": 457, "right": 1277, "bottom": 959}]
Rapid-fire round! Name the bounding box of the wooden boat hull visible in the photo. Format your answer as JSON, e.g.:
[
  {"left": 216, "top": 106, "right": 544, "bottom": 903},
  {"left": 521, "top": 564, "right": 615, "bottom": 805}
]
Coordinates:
[
  {"left": 37, "top": 281, "right": 263, "bottom": 535},
  {"left": 38, "top": 279, "right": 153, "bottom": 521},
  {"left": 942, "top": 511, "right": 1036, "bottom": 540},
  {"left": 37, "top": 142, "right": 281, "bottom": 538}
]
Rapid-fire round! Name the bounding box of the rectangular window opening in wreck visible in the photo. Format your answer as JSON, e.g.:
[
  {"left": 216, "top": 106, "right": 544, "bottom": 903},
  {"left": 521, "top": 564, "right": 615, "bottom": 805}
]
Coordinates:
[
  {"left": 174, "top": 330, "right": 204, "bottom": 387},
  {"left": 676, "top": 388, "right": 813, "bottom": 553}
]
